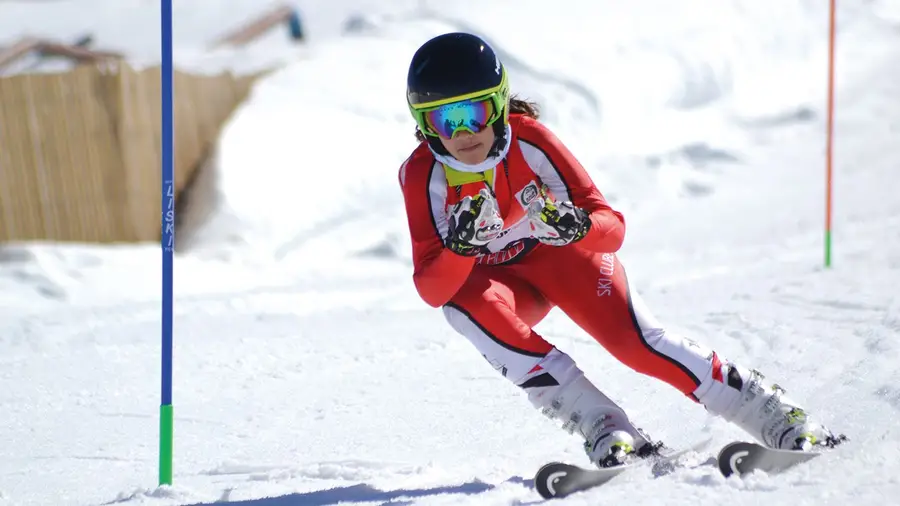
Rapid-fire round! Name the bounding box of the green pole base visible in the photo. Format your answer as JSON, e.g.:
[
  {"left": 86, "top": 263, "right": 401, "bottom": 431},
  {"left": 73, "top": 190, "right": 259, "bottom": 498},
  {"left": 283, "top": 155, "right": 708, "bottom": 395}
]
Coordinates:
[{"left": 159, "top": 404, "right": 173, "bottom": 485}]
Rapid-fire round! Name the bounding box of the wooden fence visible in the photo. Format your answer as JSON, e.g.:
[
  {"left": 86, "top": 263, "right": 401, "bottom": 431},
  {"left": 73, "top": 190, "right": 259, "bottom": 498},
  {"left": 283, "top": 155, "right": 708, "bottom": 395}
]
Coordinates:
[{"left": 0, "top": 61, "right": 259, "bottom": 243}]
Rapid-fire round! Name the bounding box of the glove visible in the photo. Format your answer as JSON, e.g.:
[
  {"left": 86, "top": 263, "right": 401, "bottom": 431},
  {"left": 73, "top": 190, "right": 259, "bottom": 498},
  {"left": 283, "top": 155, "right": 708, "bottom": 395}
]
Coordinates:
[
  {"left": 527, "top": 193, "right": 591, "bottom": 247},
  {"left": 445, "top": 188, "right": 504, "bottom": 256}
]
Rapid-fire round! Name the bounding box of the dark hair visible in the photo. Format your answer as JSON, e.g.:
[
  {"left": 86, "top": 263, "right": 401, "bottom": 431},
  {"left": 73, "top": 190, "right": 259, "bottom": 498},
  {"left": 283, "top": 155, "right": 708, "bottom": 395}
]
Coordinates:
[{"left": 414, "top": 94, "right": 540, "bottom": 142}]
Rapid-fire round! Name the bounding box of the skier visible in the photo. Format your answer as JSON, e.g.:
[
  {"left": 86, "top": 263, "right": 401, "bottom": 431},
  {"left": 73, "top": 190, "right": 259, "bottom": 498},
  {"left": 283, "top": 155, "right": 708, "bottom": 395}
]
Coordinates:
[{"left": 397, "top": 31, "right": 843, "bottom": 469}]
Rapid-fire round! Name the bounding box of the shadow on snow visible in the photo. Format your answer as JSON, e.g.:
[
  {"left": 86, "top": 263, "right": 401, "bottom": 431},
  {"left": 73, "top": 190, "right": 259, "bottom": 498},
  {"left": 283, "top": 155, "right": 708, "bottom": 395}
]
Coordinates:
[{"left": 184, "top": 476, "right": 533, "bottom": 505}]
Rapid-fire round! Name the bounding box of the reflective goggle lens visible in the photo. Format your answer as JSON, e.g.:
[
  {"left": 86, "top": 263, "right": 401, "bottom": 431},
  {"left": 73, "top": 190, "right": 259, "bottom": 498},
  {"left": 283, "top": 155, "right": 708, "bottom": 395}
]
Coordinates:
[{"left": 423, "top": 98, "right": 496, "bottom": 138}]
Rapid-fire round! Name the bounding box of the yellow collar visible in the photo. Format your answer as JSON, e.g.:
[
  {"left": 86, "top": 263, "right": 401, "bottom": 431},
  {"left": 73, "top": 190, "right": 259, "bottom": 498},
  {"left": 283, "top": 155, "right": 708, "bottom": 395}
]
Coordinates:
[{"left": 443, "top": 164, "right": 494, "bottom": 188}]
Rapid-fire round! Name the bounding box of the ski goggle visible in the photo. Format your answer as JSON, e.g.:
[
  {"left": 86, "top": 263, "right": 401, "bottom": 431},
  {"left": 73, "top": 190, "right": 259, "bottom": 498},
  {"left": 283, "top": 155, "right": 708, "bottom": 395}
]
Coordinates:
[
  {"left": 410, "top": 87, "right": 507, "bottom": 139},
  {"left": 421, "top": 97, "right": 497, "bottom": 139}
]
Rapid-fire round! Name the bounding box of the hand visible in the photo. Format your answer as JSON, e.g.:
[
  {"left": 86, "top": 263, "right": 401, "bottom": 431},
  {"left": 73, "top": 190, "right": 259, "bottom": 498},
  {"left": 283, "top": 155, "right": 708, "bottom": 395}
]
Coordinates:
[
  {"left": 527, "top": 195, "right": 591, "bottom": 247},
  {"left": 445, "top": 188, "right": 504, "bottom": 256}
]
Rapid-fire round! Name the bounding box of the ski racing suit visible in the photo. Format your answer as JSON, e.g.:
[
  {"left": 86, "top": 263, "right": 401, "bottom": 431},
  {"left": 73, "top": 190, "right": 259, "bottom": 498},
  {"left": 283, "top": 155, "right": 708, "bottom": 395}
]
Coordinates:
[{"left": 398, "top": 113, "right": 835, "bottom": 465}]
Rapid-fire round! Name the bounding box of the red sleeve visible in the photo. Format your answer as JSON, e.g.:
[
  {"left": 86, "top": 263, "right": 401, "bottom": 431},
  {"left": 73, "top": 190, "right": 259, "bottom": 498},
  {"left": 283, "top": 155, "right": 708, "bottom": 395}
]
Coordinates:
[
  {"left": 515, "top": 116, "right": 626, "bottom": 253},
  {"left": 398, "top": 147, "right": 476, "bottom": 308}
]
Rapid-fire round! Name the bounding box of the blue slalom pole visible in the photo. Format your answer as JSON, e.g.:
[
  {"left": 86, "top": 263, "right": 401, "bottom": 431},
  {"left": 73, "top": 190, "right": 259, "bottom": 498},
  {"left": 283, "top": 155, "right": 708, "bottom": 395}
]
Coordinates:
[{"left": 159, "top": 0, "right": 175, "bottom": 486}]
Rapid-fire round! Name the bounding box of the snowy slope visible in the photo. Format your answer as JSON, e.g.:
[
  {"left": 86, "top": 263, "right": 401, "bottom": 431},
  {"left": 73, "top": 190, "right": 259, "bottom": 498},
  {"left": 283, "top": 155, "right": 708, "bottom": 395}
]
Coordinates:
[{"left": 1, "top": 1, "right": 900, "bottom": 505}]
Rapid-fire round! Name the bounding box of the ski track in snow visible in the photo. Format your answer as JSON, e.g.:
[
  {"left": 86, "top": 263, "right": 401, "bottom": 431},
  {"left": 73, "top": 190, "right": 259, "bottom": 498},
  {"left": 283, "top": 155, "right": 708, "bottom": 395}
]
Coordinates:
[{"left": 1, "top": 1, "right": 900, "bottom": 505}]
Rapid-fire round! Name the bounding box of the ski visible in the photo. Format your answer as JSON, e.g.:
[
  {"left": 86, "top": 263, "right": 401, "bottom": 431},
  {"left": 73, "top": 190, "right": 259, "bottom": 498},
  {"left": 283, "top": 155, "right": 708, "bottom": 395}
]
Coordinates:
[
  {"left": 716, "top": 437, "right": 847, "bottom": 478},
  {"left": 534, "top": 438, "right": 712, "bottom": 499},
  {"left": 534, "top": 460, "right": 633, "bottom": 499}
]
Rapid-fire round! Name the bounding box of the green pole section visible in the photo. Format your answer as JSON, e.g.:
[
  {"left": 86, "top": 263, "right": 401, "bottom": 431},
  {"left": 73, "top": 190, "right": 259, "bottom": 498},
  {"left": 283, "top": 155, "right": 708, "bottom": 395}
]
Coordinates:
[
  {"left": 824, "top": 229, "right": 832, "bottom": 268},
  {"left": 159, "top": 404, "right": 174, "bottom": 485}
]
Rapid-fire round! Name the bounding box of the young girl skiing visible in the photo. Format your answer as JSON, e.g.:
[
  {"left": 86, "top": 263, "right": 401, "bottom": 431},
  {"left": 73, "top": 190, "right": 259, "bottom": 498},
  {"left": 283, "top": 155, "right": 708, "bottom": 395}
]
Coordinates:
[{"left": 397, "top": 31, "right": 843, "bottom": 468}]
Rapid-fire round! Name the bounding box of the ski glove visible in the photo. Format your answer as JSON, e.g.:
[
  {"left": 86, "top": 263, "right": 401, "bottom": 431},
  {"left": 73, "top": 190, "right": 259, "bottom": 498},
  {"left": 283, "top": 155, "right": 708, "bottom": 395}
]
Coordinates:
[
  {"left": 445, "top": 188, "right": 504, "bottom": 256},
  {"left": 527, "top": 194, "right": 592, "bottom": 247}
]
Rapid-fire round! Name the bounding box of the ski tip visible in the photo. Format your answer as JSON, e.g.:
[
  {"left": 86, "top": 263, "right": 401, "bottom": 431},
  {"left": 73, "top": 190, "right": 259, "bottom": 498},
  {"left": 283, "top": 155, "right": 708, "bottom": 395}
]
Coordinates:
[
  {"left": 533, "top": 462, "right": 580, "bottom": 500},
  {"left": 716, "top": 441, "right": 759, "bottom": 478},
  {"left": 716, "top": 439, "right": 832, "bottom": 479}
]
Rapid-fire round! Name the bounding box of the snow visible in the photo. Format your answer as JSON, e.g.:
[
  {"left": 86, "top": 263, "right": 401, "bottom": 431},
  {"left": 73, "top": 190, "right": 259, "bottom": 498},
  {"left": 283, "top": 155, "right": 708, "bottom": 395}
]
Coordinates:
[{"left": 1, "top": 1, "right": 899, "bottom": 505}]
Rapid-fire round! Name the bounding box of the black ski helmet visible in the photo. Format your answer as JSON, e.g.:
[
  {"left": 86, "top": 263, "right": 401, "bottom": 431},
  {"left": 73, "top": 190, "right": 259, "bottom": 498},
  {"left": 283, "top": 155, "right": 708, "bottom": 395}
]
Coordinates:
[{"left": 406, "top": 32, "right": 510, "bottom": 156}]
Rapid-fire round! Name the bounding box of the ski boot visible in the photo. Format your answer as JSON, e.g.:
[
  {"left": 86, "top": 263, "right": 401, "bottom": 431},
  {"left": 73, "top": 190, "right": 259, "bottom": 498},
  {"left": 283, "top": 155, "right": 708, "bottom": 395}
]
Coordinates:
[
  {"left": 512, "top": 348, "right": 664, "bottom": 468},
  {"left": 695, "top": 359, "right": 848, "bottom": 451}
]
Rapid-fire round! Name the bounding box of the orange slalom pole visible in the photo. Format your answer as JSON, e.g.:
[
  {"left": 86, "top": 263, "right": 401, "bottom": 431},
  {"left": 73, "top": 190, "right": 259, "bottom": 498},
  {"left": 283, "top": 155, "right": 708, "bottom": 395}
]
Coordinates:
[{"left": 825, "top": 0, "right": 836, "bottom": 268}]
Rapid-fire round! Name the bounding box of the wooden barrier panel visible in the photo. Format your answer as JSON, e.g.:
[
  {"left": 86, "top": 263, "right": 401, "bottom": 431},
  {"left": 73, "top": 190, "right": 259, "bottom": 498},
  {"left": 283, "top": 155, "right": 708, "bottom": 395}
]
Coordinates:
[{"left": 0, "top": 61, "right": 259, "bottom": 243}]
